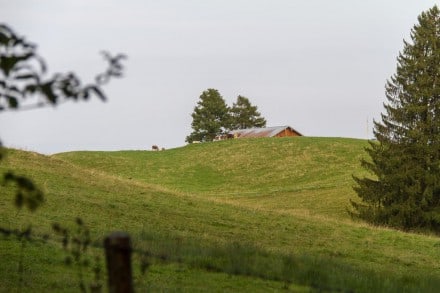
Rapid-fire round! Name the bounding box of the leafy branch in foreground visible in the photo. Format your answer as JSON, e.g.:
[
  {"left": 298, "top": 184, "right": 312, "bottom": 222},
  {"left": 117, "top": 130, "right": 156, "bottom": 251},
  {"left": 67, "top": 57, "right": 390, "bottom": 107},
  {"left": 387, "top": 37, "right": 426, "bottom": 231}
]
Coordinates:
[
  {"left": 0, "top": 23, "right": 126, "bottom": 209},
  {"left": 0, "top": 23, "right": 125, "bottom": 291},
  {"left": 52, "top": 218, "right": 103, "bottom": 293},
  {"left": 3, "top": 171, "right": 44, "bottom": 211},
  {"left": 0, "top": 23, "right": 126, "bottom": 112}
]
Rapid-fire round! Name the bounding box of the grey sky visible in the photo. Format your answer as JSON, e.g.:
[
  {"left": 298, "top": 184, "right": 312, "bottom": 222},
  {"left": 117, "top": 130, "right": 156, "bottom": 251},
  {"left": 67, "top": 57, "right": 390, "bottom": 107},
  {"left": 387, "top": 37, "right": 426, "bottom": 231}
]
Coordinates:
[{"left": 0, "top": 0, "right": 438, "bottom": 154}]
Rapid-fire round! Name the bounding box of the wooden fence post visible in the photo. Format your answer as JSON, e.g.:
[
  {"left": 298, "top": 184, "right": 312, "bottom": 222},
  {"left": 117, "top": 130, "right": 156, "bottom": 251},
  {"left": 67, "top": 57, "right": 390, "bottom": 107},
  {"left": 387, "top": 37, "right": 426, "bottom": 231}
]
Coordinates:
[{"left": 104, "top": 232, "right": 134, "bottom": 293}]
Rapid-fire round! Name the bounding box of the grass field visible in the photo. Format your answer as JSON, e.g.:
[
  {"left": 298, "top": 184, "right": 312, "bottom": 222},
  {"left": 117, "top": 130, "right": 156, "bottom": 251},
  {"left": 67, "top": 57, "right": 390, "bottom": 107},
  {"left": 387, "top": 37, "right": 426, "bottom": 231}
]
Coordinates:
[{"left": 1, "top": 137, "right": 440, "bottom": 292}]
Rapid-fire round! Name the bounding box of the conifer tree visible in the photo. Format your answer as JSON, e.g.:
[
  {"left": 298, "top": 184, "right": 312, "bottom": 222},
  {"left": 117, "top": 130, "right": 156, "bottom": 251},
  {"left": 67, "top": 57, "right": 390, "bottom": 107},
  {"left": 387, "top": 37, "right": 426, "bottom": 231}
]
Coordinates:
[
  {"left": 229, "top": 95, "right": 266, "bottom": 130},
  {"left": 352, "top": 6, "right": 440, "bottom": 232},
  {"left": 186, "top": 89, "right": 230, "bottom": 143}
]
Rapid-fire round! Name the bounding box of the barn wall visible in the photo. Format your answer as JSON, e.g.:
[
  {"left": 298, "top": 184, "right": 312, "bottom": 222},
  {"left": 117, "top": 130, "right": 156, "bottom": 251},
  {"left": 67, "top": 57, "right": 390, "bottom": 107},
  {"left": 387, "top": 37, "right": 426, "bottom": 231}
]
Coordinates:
[{"left": 275, "top": 128, "right": 302, "bottom": 137}]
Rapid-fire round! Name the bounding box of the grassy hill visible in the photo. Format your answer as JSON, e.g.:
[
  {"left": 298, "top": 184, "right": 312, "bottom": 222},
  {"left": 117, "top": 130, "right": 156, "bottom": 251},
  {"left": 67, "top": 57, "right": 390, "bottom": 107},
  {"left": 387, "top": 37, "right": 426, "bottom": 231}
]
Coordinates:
[
  {"left": 55, "top": 137, "right": 367, "bottom": 220},
  {"left": 1, "top": 137, "right": 440, "bottom": 292}
]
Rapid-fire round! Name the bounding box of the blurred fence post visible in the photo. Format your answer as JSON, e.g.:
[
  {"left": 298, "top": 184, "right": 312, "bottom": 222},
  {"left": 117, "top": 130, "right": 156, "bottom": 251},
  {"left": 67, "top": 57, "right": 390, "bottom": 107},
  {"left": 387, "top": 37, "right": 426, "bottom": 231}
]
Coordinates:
[{"left": 104, "top": 232, "right": 134, "bottom": 293}]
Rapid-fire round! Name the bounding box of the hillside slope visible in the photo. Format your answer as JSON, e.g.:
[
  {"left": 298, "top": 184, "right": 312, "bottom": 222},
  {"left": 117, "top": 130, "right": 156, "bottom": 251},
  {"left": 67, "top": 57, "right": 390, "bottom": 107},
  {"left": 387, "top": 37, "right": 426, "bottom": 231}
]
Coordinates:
[
  {"left": 55, "top": 137, "right": 369, "bottom": 220},
  {"left": 1, "top": 137, "right": 440, "bottom": 292}
]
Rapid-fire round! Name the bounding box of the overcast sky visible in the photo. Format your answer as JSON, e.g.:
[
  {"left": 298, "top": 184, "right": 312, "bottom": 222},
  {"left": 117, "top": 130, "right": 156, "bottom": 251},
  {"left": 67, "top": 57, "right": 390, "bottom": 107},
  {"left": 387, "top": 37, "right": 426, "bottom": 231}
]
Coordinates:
[{"left": 0, "top": 0, "right": 438, "bottom": 154}]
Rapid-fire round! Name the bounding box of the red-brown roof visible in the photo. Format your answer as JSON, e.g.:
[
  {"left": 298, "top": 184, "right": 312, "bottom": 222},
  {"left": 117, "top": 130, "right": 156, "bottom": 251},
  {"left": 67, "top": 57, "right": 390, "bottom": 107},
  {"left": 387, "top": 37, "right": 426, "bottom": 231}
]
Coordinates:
[{"left": 229, "top": 126, "right": 303, "bottom": 138}]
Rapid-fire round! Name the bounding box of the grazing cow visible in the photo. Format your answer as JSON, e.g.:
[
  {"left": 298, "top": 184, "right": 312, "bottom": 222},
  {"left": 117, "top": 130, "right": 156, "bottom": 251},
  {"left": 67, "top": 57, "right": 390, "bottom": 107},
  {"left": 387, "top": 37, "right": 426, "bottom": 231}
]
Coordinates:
[{"left": 152, "top": 145, "right": 159, "bottom": 151}]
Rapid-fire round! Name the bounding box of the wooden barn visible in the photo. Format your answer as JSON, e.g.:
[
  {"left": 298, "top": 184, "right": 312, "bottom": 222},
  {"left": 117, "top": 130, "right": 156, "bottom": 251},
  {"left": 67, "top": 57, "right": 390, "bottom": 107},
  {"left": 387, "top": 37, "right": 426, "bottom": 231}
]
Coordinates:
[{"left": 229, "top": 126, "right": 303, "bottom": 139}]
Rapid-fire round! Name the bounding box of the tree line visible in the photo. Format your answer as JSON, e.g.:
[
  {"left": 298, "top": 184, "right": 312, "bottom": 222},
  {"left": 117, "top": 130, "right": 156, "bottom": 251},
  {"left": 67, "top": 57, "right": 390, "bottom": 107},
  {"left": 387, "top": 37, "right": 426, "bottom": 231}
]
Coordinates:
[{"left": 186, "top": 89, "right": 266, "bottom": 143}]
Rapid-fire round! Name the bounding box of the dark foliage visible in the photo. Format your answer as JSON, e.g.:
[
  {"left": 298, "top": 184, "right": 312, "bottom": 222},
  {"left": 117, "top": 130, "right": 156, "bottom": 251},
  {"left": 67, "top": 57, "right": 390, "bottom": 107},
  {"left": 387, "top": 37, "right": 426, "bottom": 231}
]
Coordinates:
[
  {"left": 229, "top": 95, "right": 266, "bottom": 130},
  {"left": 0, "top": 24, "right": 126, "bottom": 112},
  {"left": 352, "top": 6, "right": 440, "bottom": 232},
  {"left": 0, "top": 23, "right": 125, "bottom": 212},
  {"left": 186, "top": 88, "right": 231, "bottom": 143},
  {"left": 0, "top": 24, "right": 124, "bottom": 290},
  {"left": 186, "top": 90, "right": 267, "bottom": 143},
  {"left": 52, "top": 218, "right": 102, "bottom": 293},
  {"left": 3, "top": 171, "right": 44, "bottom": 212}
]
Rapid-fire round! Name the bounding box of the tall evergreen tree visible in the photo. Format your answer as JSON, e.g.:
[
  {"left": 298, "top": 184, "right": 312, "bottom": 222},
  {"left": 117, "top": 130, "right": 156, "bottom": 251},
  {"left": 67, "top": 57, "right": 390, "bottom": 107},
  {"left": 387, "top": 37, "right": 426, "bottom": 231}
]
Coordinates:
[
  {"left": 229, "top": 95, "right": 266, "bottom": 130},
  {"left": 352, "top": 6, "right": 440, "bottom": 232},
  {"left": 186, "top": 89, "right": 230, "bottom": 143}
]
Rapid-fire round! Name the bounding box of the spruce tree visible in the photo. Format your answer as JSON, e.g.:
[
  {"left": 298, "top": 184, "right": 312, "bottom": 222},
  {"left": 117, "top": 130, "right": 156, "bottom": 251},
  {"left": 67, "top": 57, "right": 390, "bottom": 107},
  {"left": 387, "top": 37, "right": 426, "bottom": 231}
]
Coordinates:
[
  {"left": 352, "top": 6, "right": 440, "bottom": 232},
  {"left": 186, "top": 89, "right": 230, "bottom": 143},
  {"left": 229, "top": 95, "right": 266, "bottom": 130}
]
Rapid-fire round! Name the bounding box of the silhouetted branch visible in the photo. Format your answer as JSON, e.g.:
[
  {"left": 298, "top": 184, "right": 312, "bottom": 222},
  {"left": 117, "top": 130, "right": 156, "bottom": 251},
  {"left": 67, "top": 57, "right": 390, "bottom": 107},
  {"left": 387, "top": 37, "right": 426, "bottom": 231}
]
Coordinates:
[{"left": 0, "top": 24, "right": 126, "bottom": 112}]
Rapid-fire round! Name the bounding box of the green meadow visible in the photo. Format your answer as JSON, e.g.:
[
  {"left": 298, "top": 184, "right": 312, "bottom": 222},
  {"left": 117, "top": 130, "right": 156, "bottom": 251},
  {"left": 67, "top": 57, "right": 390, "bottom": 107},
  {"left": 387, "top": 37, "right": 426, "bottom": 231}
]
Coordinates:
[{"left": 1, "top": 137, "right": 440, "bottom": 292}]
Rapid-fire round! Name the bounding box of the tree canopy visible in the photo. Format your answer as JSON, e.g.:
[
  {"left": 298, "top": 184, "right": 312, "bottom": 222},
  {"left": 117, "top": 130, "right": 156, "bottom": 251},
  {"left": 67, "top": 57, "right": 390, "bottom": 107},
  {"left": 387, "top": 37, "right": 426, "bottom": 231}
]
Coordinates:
[
  {"left": 229, "top": 95, "right": 266, "bottom": 130},
  {"left": 186, "top": 90, "right": 267, "bottom": 142},
  {"left": 186, "top": 89, "right": 230, "bottom": 143},
  {"left": 352, "top": 6, "right": 440, "bottom": 232}
]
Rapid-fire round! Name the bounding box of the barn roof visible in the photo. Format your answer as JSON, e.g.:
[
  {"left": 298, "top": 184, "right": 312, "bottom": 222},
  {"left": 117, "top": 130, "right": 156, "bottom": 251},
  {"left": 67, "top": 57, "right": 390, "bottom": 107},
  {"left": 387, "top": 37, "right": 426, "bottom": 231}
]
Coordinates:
[{"left": 229, "top": 126, "right": 303, "bottom": 138}]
